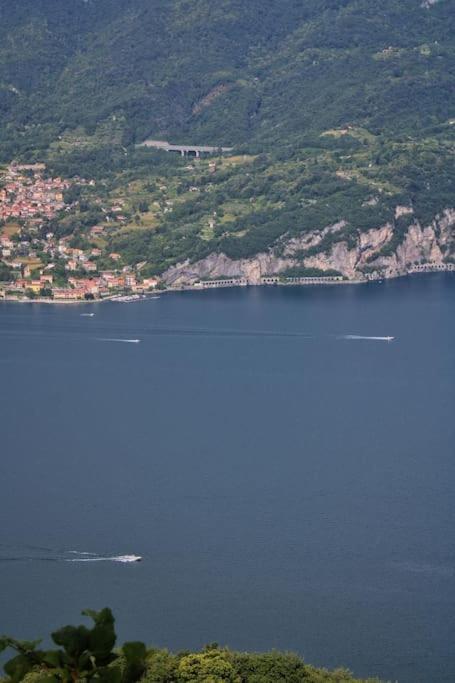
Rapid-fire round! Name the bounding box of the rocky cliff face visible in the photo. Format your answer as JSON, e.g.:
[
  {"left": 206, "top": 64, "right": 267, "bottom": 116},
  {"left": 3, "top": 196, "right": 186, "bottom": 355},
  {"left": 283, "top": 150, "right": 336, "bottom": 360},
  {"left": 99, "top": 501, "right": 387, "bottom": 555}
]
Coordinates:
[
  {"left": 372, "top": 209, "right": 454, "bottom": 275},
  {"left": 163, "top": 251, "right": 293, "bottom": 286},
  {"left": 162, "top": 208, "right": 455, "bottom": 286},
  {"left": 301, "top": 223, "right": 394, "bottom": 279}
]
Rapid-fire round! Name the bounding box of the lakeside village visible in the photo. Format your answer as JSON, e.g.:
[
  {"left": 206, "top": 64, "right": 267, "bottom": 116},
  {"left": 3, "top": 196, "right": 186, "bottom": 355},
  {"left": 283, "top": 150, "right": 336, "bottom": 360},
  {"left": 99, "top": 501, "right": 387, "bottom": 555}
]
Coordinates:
[
  {"left": 1, "top": 163, "right": 453, "bottom": 303},
  {"left": 0, "top": 163, "right": 159, "bottom": 302},
  {"left": 0, "top": 161, "right": 348, "bottom": 303}
]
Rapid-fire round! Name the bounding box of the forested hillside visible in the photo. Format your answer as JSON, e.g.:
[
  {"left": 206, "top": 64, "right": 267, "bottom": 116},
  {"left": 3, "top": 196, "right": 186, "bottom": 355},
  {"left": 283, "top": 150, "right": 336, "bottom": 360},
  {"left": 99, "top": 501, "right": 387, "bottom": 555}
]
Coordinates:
[
  {"left": 0, "top": 0, "right": 453, "bottom": 287},
  {"left": 1, "top": 0, "right": 453, "bottom": 149}
]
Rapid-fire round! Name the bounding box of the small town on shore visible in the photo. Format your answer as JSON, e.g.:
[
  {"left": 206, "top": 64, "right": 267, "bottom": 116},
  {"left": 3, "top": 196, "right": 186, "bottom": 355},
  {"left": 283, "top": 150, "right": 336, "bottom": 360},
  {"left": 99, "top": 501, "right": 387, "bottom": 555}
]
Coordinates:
[
  {"left": 0, "top": 161, "right": 350, "bottom": 304},
  {"left": 1, "top": 162, "right": 453, "bottom": 304},
  {"left": 0, "top": 163, "right": 160, "bottom": 302}
]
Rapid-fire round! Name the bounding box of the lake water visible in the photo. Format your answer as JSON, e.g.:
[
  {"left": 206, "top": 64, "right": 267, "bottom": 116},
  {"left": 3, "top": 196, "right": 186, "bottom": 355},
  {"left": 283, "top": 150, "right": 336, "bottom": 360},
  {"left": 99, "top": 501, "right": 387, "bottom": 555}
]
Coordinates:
[{"left": 1, "top": 275, "right": 454, "bottom": 683}]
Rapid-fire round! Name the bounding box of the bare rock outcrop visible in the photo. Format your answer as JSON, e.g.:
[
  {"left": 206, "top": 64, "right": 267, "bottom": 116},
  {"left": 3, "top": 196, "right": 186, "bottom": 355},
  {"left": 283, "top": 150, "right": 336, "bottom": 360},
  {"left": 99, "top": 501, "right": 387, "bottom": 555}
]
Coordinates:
[
  {"left": 163, "top": 252, "right": 294, "bottom": 286},
  {"left": 370, "top": 209, "right": 454, "bottom": 274},
  {"left": 303, "top": 224, "right": 394, "bottom": 278},
  {"left": 282, "top": 221, "right": 347, "bottom": 256},
  {"left": 161, "top": 208, "right": 455, "bottom": 286}
]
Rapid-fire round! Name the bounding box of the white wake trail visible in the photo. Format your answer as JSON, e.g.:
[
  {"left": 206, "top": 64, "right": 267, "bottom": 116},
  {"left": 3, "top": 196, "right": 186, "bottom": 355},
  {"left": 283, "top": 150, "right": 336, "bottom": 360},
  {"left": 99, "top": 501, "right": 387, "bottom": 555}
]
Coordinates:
[
  {"left": 66, "top": 554, "right": 142, "bottom": 563},
  {"left": 96, "top": 338, "right": 141, "bottom": 344},
  {"left": 339, "top": 335, "right": 395, "bottom": 342},
  {"left": 0, "top": 548, "right": 142, "bottom": 564}
]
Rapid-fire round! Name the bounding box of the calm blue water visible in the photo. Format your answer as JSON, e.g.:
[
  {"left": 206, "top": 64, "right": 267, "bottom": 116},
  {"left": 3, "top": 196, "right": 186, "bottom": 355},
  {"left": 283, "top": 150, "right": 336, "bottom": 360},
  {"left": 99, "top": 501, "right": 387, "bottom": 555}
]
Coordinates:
[{"left": 1, "top": 275, "right": 454, "bottom": 683}]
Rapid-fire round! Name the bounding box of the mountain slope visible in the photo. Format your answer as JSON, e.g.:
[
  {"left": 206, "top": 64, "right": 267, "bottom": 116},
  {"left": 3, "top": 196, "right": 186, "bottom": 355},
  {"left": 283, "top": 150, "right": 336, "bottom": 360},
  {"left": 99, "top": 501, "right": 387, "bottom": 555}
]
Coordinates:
[
  {"left": 0, "top": 0, "right": 453, "bottom": 285},
  {"left": 0, "top": 0, "right": 453, "bottom": 147}
]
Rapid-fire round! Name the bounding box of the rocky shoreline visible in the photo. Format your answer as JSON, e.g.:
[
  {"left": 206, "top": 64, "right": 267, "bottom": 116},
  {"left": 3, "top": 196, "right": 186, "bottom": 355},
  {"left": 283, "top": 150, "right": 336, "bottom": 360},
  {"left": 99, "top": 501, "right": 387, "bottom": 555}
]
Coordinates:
[
  {"left": 162, "top": 208, "right": 455, "bottom": 288},
  {"left": 1, "top": 265, "right": 454, "bottom": 306},
  {"left": 1, "top": 206, "right": 453, "bottom": 305}
]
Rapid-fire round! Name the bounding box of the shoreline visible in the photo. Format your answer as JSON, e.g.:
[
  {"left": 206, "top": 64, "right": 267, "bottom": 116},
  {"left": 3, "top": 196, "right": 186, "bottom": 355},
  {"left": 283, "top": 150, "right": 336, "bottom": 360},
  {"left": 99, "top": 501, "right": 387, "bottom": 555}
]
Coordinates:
[{"left": 0, "top": 268, "right": 453, "bottom": 305}]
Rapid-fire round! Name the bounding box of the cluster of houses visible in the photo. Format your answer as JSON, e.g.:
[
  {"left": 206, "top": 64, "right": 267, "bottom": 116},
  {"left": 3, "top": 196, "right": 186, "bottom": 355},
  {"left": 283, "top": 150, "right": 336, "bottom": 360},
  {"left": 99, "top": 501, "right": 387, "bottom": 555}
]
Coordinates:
[
  {"left": 0, "top": 164, "right": 159, "bottom": 301},
  {"left": 0, "top": 223, "right": 158, "bottom": 299},
  {"left": 0, "top": 164, "right": 70, "bottom": 221},
  {"left": 0, "top": 256, "right": 159, "bottom": 301},
  {"left": 0, "top": 223, "right": 158, "bottom": 301}
]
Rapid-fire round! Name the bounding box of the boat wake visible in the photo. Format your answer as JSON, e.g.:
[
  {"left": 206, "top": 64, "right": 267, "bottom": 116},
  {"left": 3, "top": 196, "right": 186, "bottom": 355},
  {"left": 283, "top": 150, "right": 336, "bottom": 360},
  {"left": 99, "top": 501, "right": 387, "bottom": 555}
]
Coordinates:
[
  {"left": 0, "top": 548, "right": 142, "bottom": 563},
  {"left": 390, "top": 560, "right": 453, "bottom": 578},
  {"left": 96, "top": 338, "right": 141, "bottom": 344},
  {"left": 339, "top": 335, "right": 395, "bottom": 342},
  {"left": 140, "top": 326, "right": 314, "bottom": 340},
  {"left": 66, "top": 551, "right": 142, "bottom": 563}
]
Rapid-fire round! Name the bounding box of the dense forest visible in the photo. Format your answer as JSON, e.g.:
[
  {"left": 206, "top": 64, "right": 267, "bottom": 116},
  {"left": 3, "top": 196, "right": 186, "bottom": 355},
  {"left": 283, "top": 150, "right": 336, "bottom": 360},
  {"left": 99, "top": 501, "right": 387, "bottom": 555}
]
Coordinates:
[
  {"left": 0, "top": 608, "right": 381, "bottom": 683},
  {"left": 0, "top": 0, "right": 453, "bottom": 149}
]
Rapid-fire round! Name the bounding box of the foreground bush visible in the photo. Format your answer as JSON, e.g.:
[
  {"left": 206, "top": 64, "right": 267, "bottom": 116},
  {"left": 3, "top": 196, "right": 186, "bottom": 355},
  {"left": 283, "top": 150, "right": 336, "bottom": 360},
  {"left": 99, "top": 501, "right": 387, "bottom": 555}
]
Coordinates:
[{"left": 1, "top": 609, "right": 381, "bottom": 683}]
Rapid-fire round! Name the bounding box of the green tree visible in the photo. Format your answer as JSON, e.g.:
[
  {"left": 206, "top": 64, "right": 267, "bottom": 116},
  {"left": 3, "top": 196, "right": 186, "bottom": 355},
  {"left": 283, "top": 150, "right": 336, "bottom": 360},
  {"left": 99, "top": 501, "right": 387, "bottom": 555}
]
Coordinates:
[
  {"left": 0, "top": 608, "right": 147, "bottom": 683},
  {"left": 39, "top": 288, "right": 53, "bottom": 298},
  {"left": 0, "top": 261, "right": 13, "bottom": 281},
  {"left": 177, "top": 649, "right": 240, "bottom": 683}
]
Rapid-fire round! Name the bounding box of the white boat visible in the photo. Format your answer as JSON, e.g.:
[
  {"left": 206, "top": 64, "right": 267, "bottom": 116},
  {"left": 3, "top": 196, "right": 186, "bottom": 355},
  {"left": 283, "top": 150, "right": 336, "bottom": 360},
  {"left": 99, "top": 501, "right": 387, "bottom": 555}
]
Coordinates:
[
  {"left": 113, "top": 295, "right": 146, "bottom": 302},
  {"left": 118, "top": 555, "right": 142, "bottom": 562},
  {"left": 65, "top": 553, "right": 143, "bottom": 563}
]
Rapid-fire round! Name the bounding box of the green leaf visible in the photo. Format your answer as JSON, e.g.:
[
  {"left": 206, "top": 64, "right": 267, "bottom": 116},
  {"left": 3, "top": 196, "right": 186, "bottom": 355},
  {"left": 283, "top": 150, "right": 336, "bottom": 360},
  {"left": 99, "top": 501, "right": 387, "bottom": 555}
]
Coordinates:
[
  {"left": 17, "top": 640, "right": 41, "bottom": 652},
  {"left": 86, "top": 610, "right": 116, "bottom": 664},
  {"left": 96, "top": 666, "right": 122, "bottom": 683},
  {"left": 0, "top": 637, "right": 11, "bottom": 653},
  {"left": 89, "top": 624, "right": 115, "bottom": 660},
  {"left": 3, "top": 654, "right": 34, "bottom": 683},
  {"left": 82, "top": 608, "right": 115, "bottom": 629},
  {"left": 0, "top": 637, "right": 41, "bottom": 654},
  {"left": 77, "top": 651, "right": 93, "bottom": 671},
  {"left": 122, "top": 642, "right": 146, "bottom": 663},
  {"left": 51, "top": 625, "right": 90, "bottom": 658},
  {"left": 122, "top": 642, "right": 147, "bottom": 683},
  {"left": 42, "top": 650, "right": 63, "bottom": 668},
  {"left": 81, "top": 609, "right": 100, "bottom": 623}
]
